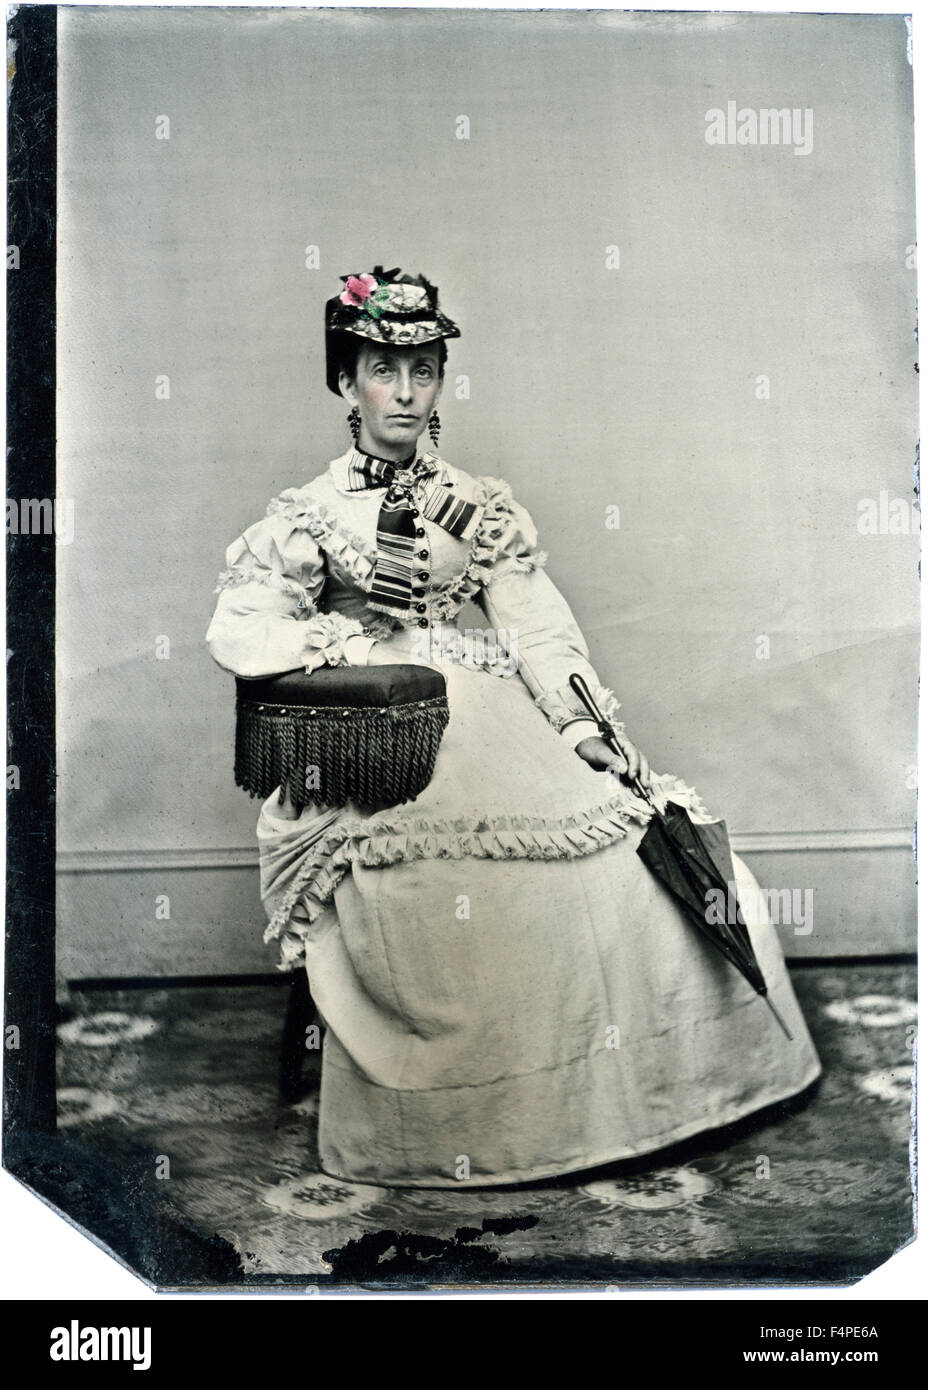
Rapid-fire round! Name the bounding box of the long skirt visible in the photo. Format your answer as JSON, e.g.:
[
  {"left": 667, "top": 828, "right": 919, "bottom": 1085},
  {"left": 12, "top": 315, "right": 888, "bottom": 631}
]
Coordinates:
[{"left": 256, "top": 656, "right": 821, "bottom": 1188}]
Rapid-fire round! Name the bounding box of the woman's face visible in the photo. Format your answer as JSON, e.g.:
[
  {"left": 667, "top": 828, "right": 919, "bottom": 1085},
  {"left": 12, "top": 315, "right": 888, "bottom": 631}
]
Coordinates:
[{"left": 340, "top": 341, "right": 443, "bottom": 459}]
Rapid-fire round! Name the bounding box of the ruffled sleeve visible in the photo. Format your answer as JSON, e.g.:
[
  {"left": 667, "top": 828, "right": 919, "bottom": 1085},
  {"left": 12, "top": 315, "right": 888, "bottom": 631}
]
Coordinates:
[
  {"left": 205, "top": 503, "right": 369, "bottom": 679},
  {"left": 477, "top": 489, "right": 624, "bottom": 743}
]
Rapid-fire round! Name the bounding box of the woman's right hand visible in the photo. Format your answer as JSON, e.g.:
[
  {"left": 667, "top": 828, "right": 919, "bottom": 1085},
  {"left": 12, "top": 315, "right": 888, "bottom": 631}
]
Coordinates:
[{"left": 366, "top": 639, "right": 439, "bottom": 671}]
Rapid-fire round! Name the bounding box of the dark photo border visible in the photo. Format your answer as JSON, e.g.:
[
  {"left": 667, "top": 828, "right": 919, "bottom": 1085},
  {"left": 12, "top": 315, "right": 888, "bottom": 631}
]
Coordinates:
[{"left": 4, "top": 3, "right": 242, "bottom": 1288}]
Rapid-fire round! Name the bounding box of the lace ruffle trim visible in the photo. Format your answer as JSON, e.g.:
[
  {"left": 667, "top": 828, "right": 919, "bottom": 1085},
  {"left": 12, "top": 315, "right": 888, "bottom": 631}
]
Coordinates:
[
  {"left": 214, "top": 562, "right": 311, "bottom": 605},
  {"left": 302, "top": 612, "right": 365, "bottom": 668},
  {"left": 263, "top": 773, "right": 713, "bottom": 969},
  {"left": 535, "top": 680, "right": 625, "bottom": 735},
  {"left": 265, "top": 490, "right": 378, "bottom": 590},
  {"left": 428, "top": 476, "right": 541, "bottom": 621}
]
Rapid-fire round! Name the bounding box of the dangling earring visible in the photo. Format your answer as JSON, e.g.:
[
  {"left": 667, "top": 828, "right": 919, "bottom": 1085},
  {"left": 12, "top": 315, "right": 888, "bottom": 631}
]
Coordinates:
[
  {"left": 347, "top": 406, "right": 361, "bottom": 445},
  {"left": 428, "top": 410, "right": 441, "bottom": 447}
]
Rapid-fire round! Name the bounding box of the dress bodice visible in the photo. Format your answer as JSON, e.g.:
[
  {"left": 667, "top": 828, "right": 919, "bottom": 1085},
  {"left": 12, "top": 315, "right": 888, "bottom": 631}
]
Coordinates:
[
  {"left": 260, "top": 450, "right": 539, "bottom": 637},
  {"left": 205, "top": 447, "right": 623, "bottom": 739}
]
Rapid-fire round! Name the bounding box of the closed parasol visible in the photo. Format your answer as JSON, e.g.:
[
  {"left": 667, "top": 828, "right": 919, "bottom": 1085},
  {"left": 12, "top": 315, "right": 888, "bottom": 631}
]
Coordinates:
[{"left": 568, "top": 673, "right": 793, "bottom": 1040}]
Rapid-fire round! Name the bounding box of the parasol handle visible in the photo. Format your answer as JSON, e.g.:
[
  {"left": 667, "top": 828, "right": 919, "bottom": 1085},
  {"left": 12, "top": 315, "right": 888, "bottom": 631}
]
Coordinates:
[{"left": 569, "top": 673, "right": 655, "bottom": 807}]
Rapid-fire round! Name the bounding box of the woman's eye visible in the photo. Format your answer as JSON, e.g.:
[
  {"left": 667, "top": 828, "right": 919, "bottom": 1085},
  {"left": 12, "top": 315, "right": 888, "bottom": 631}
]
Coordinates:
[{"left": 415, "top": 368, "right": 433, "bottom": 380}]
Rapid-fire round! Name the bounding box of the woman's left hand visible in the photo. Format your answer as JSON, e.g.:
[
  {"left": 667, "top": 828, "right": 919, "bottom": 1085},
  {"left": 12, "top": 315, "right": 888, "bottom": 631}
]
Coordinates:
[{"left": 575, "top": 733, "right": 651, "bottom": 790}]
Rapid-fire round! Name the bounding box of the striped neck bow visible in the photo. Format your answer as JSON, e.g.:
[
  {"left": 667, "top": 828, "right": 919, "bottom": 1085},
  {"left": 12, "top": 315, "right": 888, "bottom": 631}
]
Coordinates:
[{"left": 345, "top": 449, "right": 479, "bottom": 616}]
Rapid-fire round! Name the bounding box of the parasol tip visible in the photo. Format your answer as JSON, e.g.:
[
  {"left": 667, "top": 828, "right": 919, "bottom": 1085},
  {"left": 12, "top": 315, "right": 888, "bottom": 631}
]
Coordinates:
[{"left": 762, "top": 994, "right": 794, "bottom": 1041}]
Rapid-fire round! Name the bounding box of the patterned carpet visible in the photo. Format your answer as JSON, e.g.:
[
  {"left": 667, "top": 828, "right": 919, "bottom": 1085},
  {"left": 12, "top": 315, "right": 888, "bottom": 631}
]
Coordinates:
[{"left": 56, "top": 963, "right": 915, "bottom": 1287}]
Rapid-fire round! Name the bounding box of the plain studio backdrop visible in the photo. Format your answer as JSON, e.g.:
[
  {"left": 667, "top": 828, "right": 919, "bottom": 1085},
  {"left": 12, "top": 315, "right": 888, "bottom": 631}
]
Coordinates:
[{"left": 54, "top": 8, "right": 917, "bottom": 977}]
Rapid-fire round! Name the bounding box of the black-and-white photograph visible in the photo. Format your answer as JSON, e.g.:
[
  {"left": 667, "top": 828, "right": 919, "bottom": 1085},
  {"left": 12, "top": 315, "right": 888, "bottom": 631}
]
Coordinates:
[{"left": 4, "top": 2, "right": 919, "bottom": 1296}]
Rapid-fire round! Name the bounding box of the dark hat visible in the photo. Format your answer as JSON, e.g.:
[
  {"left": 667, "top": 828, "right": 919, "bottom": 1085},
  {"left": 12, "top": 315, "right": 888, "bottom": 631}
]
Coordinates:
[{"left": 325, "top": 265, "right": 461, "bottom": 395}]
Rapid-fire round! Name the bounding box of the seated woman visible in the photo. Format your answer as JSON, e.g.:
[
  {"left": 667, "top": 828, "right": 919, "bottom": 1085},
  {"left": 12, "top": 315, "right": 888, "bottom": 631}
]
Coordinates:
[{"left": 206, "top": 266, "right": 821, "bottom": 1188}]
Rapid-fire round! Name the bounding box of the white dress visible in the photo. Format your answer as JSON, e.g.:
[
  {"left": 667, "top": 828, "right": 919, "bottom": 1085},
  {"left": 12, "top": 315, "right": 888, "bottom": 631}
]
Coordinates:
[{"left": 206, "top": 447, "right": 822, "bottom": 1188}]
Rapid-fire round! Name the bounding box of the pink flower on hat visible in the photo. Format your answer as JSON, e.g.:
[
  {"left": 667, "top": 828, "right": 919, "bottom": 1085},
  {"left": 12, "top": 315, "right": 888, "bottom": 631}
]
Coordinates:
[{"left": 340, "top": 274, "right": 379, "bottom": 308}]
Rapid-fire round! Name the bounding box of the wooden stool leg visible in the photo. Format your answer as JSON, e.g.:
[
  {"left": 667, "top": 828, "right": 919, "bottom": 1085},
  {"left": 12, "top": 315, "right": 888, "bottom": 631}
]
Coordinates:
[{"left": 279, "top": 969, "right": 317, "bottom": 1102}]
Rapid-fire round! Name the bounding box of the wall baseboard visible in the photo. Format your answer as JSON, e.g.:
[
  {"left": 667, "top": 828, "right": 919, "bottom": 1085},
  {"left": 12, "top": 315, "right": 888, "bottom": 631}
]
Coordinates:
[
  {"left": 56, "top": 826, "right": 914, "bottom": 875},
  {"left": 55, "top": 828, "right": 917, "bottom": 978}
]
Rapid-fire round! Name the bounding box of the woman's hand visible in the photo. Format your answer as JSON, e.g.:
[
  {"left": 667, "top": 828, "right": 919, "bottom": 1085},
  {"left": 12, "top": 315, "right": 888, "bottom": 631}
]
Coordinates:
[
  {"left": 365, "top": 639, "right": 439, "bottom": 670},
  {"left": 365, "top": 640, "right": 395, "bottom": 667},
  {"left": 575, "top": 733, "right": 651, "bottom": 790}
]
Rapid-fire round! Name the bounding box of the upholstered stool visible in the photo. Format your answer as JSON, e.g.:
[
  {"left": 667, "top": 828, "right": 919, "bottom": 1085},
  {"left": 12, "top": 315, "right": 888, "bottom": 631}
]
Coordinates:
[
  {"left": 232, "top": 664, "right": 451, "bottom": 1098},
  {"left": 234, "top": 663, "right": 450, "bottom": 813}
]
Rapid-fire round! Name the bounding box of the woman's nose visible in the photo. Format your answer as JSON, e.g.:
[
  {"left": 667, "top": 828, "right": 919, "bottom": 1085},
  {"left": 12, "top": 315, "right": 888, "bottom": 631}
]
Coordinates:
[{"left": 393, "top": 370, "right": 414, "bottom": 403}]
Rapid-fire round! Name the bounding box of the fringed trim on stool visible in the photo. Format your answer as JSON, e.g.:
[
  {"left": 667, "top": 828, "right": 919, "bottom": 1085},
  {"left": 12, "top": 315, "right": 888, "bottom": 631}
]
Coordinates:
[{"left": 235, "top": 693, "right": 450, "bottom": 812}]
